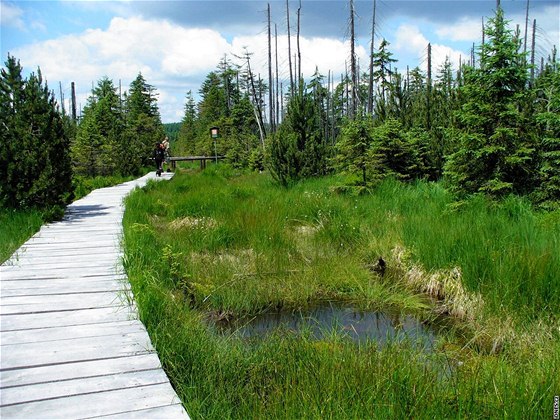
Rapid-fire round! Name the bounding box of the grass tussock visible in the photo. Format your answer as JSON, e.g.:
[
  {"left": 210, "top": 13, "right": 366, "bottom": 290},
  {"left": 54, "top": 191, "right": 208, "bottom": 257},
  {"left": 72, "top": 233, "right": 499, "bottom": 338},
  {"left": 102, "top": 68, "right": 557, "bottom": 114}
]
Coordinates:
[{"left": 123, "top": 166, "right": 560, "bottom": 419}]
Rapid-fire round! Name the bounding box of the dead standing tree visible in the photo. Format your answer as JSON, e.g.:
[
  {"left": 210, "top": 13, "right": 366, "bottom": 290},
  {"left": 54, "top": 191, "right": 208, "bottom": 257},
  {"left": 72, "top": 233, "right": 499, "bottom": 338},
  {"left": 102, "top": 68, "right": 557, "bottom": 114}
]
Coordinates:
[
  {"left": 349, "top": 0, "right": 358, "bottom": 118},
  {"left": 267, "top": 4, "right": 276, "bottom": 133},
  {"left": 368, "top": 0, "right": 377, "bottom": 115},
  {"left": 286, "top": 0, "right": 295, "bottom": 95},
  {"left": 235, "top": 49, "right": 267, "bottom": 146}
]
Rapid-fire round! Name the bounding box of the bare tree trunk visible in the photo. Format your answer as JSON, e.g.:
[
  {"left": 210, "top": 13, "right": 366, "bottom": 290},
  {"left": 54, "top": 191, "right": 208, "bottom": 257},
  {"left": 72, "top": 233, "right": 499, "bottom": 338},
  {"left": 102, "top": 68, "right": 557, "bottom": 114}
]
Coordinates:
[
  {"left": 267, "top": 4, "right": 275, "bottom": 132},
  {"left": 530, "top": 18, "right": 536, "bottom": 83},
  {"left": 286, "top": 0, "right": 294, "bottom": 95},
  {"left": 280, "top": 81, "right": 284, "bottom": 120},
  {"left": 71, "top": 82, "right": 77, "bottom": 121},
  {"left": 427, "top": 43, "right": 432, "bottom": 130},
  {"left": 342, "top": 71, "right": 345, "bottom": 118},
  {"left": 275, "top": 23, "right": 280, "bottom": 126},
  {"left": 246, "top": 54, "right": 266, "bottom": 145},
  {"left": 326, "top": 70, "right": 331, "bottom": 142},
  {"left": 59, "top": 82, "right": 66, "bottom": 115},
  {"left": 524, "top": 0, "right": 530, "bottom": 55},
  {"left": 349, "top": 0, "right": 357, "bottom": 118},
  {"left": 297, "top": 1, "right": 302, "bottom": 86},
  {"left": 368, "top": 0, "right": 376, "bottom": 115}
]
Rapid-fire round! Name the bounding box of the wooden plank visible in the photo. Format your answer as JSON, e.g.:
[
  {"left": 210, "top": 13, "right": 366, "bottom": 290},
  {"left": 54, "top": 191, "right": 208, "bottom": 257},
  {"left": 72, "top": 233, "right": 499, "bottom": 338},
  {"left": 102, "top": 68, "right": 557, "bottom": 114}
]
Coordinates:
[
  {"left": 7, "top": 248, "right": 123, "bottom": 259},
  {"left": 0, "top": 353, "right": 162, "bottom": 388},
  {"left": 92, "top": 404, "right": 188, "bottom": 419},
  {"left": 1, "top": 331, "right": 153, "bottom": 369},
  {"left": 2, "top": 259, "right": 119, "bottom": 272},
  {"left": 1, "top": 275, "right": 128, "bottom": 287},
  {"left": 0, "top": 292, "right": 125, "bottom": 315},
  {"left": 1, "top": 269, "right": 123, "bottom": 281},
  {"left": 0, "top": 383, "right": 184, "bottom": 419},
  {"left": 0, "top": 282, "right": 128, "bottom": 297},
  {"left": 0, "top": 306, "right": 136, "bottom": 332},
  {"left": 0, "top": 320, "right": 144, "bottom": 345},
  {"left": 1, "top": 368, "right": 170, "bottom": 406}
]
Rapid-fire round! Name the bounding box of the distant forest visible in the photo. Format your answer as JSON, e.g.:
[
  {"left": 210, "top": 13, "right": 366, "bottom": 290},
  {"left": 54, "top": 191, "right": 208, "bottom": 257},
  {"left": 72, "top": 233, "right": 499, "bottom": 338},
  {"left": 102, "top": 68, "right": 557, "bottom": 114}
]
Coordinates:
[{"left": 1, "top": 3, "right": 558, "bottom": 211}]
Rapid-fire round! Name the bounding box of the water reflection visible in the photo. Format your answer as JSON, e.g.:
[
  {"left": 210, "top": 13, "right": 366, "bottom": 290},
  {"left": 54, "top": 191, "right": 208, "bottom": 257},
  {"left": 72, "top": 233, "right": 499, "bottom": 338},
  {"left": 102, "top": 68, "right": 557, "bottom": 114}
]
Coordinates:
[{"left": 215, "top": 302, "right": 436, "bottom": 347}]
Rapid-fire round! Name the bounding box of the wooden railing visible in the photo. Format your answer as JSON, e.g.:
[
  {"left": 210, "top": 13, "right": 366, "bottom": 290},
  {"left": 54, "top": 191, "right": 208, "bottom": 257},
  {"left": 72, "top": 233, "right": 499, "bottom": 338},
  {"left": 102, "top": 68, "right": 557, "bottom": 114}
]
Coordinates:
[{"left": 169, "top": 156, "right": 226, "bottom": 170}]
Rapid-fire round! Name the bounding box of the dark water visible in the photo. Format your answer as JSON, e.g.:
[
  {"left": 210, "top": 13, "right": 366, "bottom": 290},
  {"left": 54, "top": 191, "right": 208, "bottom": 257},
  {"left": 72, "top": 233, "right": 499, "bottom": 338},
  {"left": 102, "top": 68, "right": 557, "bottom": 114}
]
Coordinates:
[{"left": 215, "top": 302, "right": 436, "bottom": 347}]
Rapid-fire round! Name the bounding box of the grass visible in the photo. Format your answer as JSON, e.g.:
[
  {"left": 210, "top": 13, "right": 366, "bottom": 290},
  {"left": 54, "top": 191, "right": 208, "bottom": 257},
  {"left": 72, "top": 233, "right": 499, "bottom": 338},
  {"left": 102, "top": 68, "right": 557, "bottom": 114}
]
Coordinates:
[
  {"left": 122, "top": 165, "right": 560, "bottom": 419},
  {"left": 0, "top": 172, "right": 149, "bottom": 264},
  {"left": 0, "top": 208, "right": 45, "bottom": 263}
]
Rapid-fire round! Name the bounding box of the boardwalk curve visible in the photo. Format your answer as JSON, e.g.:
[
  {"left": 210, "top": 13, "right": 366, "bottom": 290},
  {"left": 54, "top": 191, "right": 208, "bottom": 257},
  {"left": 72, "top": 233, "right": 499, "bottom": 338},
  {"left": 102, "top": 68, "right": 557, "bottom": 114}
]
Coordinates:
[{"left": 1, "top": 172, "right": 189, "bottom": 419}]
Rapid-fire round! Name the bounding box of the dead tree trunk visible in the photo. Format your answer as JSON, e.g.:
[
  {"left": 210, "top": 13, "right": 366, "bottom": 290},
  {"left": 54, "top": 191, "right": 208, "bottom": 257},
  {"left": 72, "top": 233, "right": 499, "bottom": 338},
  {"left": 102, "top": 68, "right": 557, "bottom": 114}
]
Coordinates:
[
  {"left": 275, "top": 23, "right": 280, "bottom": 126},
  {"left": 368, "top": 0, "right": 377, "bottom": 115},
  {"left": 267, "top": 4, "right": 275, "bottom": 132},
  {"left": 349, "top": 0, "right": 357, "bottom": 118},
  {"left": 286, "top": 0, "right": 294, "bottom": 95},
  {"left": 246, "top": 54, "right": 266, "bottom": 145},
  {"left": 524, "top": 0, "right": 530, "bottom": 55},
  {"left": 530, "top": 18, "right": 536, "bottom": 83},
  {"left": 71, "top": 82, "right": 77, "bottom": 121},
  {"left": 297, "top": 1, "right": 302, "bottom": 86},
  {"left": 427, "top": 43, "right": 432, "bottom": 130},
  {"left": 59, "top": 82, "right": 66, "bottom": 115}
]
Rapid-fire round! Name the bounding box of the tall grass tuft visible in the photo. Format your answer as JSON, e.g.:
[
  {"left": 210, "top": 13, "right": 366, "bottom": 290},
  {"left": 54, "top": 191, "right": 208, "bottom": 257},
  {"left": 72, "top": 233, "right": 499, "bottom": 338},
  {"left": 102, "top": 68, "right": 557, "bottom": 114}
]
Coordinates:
[{"left": 0, "top": 208, "right": 45, "bottom": 263}]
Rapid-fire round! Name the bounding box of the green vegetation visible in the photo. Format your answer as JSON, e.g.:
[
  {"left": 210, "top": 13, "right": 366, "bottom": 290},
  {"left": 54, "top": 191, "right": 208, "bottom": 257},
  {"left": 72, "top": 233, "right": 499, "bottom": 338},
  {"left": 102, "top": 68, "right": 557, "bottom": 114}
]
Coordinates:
[
  {"left": 0, "top": 172, "right": 147, "bottom": 264},
  {"left": 2, "top": 6, "right": 559, "bottom": 417},
  {"left": 0, "top": 55, "right": 73, "bottom": 210},
  {"left": 123, "top": 167, "right": 560, "bottom": 418},
  {"left": 0, "top": 208, "right": 45, "bottom": 263},
  {"left": 72, "top": 73, "right": 165, "bottom": 177}
]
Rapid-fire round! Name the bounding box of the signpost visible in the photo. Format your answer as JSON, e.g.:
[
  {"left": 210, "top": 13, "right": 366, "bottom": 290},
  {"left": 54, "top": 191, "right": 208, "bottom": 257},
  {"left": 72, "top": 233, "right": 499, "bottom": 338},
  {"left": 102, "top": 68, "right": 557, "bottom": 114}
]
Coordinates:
[{"left": 210, "top": 127, "right": 219, "bottom": 164}]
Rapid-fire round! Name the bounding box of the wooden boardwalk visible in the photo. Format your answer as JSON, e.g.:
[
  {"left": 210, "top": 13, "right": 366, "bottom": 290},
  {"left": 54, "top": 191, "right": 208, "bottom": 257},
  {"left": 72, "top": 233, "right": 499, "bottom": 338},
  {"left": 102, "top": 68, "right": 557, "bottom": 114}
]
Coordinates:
[{"left": 0, "top": 172, "right": 189, "bottom": 419}]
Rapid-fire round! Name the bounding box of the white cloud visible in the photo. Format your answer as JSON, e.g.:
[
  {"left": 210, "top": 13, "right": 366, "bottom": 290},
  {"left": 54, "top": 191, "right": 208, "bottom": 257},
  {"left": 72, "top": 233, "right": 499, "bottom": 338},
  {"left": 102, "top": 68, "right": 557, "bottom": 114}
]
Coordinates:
[
  {"left": 13, "top": 16, "right": 233, "bottom": 122},
  {"left": 509, "top": 4, "right": 560, "bottom": 54},
  {"left": 394, "top": 24, "right": 468, "bottom": 72},
  {"left": 231, "top": 33, "right": 365, "bottom": 85},
  {"left": 436, "top": 17, "right": 482, "bottom": 42},
  {"left": 1, "top": 2, "right": 25, "bottom": 30},
  {"left": 11, "top": 14, "right": 383, "bottom": 122}
]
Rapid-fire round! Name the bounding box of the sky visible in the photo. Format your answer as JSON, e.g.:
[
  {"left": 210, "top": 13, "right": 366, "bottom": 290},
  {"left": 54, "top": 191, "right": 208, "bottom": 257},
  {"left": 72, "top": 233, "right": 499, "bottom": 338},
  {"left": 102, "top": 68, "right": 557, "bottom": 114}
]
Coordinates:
[{"left": 1, "top": 0, "right": 559, "bottom": 123}]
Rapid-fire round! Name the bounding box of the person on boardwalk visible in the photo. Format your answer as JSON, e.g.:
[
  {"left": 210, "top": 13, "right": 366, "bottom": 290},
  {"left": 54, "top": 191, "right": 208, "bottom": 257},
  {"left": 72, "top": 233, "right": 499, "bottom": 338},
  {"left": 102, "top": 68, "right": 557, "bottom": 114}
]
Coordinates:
[
  {"left": 154, "top": 142, "right": 165, "bottom": 176},
  {"left": 162, "top": 136, "right": 171, "bottom": 172}
]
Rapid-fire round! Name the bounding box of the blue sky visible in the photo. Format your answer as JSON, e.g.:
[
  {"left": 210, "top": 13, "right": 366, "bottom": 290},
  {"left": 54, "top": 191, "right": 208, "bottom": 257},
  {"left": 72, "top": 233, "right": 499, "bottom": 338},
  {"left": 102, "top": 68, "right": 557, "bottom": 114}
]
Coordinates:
[{"left": 1, "top": 0, "right": 559, "bottom": 122}]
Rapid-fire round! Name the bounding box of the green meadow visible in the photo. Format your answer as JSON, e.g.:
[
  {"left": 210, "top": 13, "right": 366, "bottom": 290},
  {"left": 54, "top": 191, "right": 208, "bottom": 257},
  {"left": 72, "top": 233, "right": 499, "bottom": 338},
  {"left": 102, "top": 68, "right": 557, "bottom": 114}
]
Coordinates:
[{"left": 122, "top": 165, "right": 560, "bottom": 419}]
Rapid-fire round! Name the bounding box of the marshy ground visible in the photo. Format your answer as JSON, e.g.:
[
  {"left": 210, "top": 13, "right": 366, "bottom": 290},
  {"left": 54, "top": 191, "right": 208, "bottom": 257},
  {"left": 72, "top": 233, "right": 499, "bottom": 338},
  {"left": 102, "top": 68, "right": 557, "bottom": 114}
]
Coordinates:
[{"left": 123, "top": 165, "right": 560, "bottom": 419}]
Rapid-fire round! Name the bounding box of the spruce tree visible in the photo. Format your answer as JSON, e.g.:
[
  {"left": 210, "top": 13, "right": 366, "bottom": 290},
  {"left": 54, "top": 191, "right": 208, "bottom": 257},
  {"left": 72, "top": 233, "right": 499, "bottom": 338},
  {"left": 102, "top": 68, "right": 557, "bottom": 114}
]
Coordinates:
[
  {"left": 176, "top": 91, "right": 198, "bottom": 155},
  {"left": 125, "top": 73, "right": 165, "bottom": 173},
  {"left": 332, "top": 116, "right": 374, "bottom": 186},
  {"left": 0, "top": 55, "right": 72, "bottom": 209},
  {"left": 444, "top": 8, "right": 536, "bottom": 198},
  {"left": 533, "top": 59, "right": 560, "bottom": 207},
  {"left": 269, "top": 83, "right": 330, "bottom": 185},
  {"left": 0, "top": 55, "right": 25, "bottom": 206},
  {"left": 72, "top": 77, "right": 127, "bottom": 176}
]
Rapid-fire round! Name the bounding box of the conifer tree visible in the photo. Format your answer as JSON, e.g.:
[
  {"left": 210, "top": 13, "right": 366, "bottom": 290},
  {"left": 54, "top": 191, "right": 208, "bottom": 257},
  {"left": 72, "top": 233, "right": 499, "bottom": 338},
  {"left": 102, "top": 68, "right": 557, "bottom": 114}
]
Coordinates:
[
  {"left": 0, "top": 55, "right": 72, "bottom": 208},
  {"left": 444, "top": 8, "right": 536, "bottom": 198},
  {"left": 533, "top": 59, "right": 560, "bottom": 207},
  {"left": 73, "top": 78, "right": 123, "bottom": 176},
  {"left": 269, "top": 83, "right": 330, "bottom": 185},
  {"left": 125, "top": 73, "right": 165, "bottom": 173},
  {"left": 332, "top": 116, "right": 374, "bottom": 186},
  {"left": 176, "top": 91, "right": 198, "bottom": 155}
]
